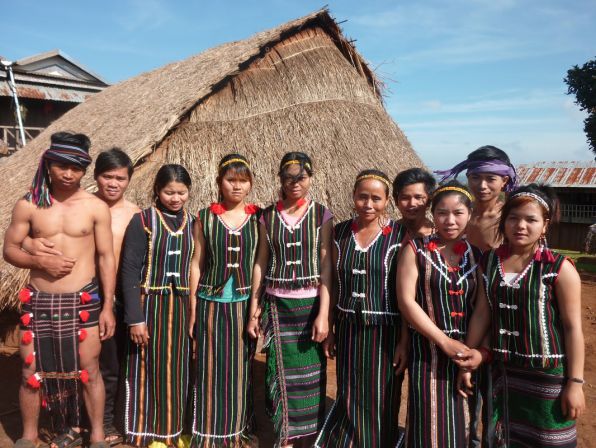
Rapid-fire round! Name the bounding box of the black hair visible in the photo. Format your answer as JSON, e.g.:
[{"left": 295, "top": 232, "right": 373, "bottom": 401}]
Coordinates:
[
  {"left": 430, "top": 180, "right": 473, "bottom": 213},
  {"left": 278, "top": 152, "right": 313, "bottom": 177},
  {"left": 153, "top": 164, "right": 192, "bottom": 202},
  {"left": 94, "top": 148, "right": 134, "bottom": 179},
  {"left": 467, "top": 145, "right": 511, "bottom": 165},
  {"left": 50, "top": 131, "right": 91, "bottom": 153},
  {"left": 216, "top": 153, "right": 253, "bottom": 201},
  {"left": 499, "top": 183, "right": 560, "bottom": 236},
  {"left": 354, "top": 169, "right": 391, "bottom": 197},
  {"left": 392, "top": 167, "right": 436, "bottom": 200}
]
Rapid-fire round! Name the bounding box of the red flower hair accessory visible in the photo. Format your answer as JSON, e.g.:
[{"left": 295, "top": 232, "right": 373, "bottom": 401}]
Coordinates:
[
  {"left": 21, "top": 313, "right": 33, "bottom": 327},
  {"left": 80, "top": 292, "right": 92, "bottom": 304},
  {"left": 19, "top": 288, "right": 31, "bottom": 304},
  {"left": 244, "top": 203, "right": 259, "bottom": 215},
  {"left": 210, "top": 202, "right": 226, "bottom": 215},
  {"left": 453, "top": 241, "right": 467, "bottom": 256},
  {"left": 22, "top": 330, "right": 33, "bottom": 345}
]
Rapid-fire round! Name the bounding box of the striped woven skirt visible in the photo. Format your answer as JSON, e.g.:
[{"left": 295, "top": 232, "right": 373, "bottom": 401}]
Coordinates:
[
  {"left": 124, "top": 291, "right": 190, "bottom": 446},
  {"left": 314, "top": 318, "right": 403, "bottom": 448},
  {"left": 262, "top": 293, "right": 326, "bottom": 447},
  {"left": 191, "top": 298, "right": 255, "bottom": 447},
  {"left": 492, "top": 363, "right": 577, "bottom": 447},
  {"left": 406, "top": 332, "right": 471, "bottom": 448}
]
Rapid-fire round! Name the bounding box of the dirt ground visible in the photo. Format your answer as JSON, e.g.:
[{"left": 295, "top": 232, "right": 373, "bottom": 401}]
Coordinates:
[{"left": 1, "top": 279, "right": 594, "bottom": 448}]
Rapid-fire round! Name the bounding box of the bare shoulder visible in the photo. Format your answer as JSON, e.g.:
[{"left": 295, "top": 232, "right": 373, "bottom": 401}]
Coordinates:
[
  {"left": 124, "top": 199, "right": 141, "bottom": 214},
  {"left": 81, "top": 193, "right": 110, "bottom": 216},
  {"left": 11, "top": 197, "right": 35, "bottom": 219}
]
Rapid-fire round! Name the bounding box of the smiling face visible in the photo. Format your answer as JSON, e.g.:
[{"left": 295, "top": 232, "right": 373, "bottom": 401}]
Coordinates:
[
  {"left": 95, "top": 166, "right": 131, "bottom": 203},
  {"left": 433, "top": 193, "right": 471, "bottom": 241},
  {"left": 504, "top": 201, "right": 547, "bottom": 248},
  {"left": 353, "top": 179, "right": 389, "bottom": 225},
  {"left": 219, "top": 169, "right": 251, "bottom": 204},
  {"left": 48, "top": 162, "right": 85, "bottom": 191},
  {"left": 396, "top": 182, "right": 430, "bottom": 221},
  {"left": 157, "top": 180, "right": 189, "bottom": 212},
  {"left": 280, "top": 163, "right": 311, "bottom": 201},
  {"left": 467, "top": 172, "right": 508, "bottom": 203}
]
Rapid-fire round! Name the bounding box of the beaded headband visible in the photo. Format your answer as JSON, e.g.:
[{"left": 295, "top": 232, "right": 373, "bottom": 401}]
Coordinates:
[
  {"left": 433, "top": 186, "right": 473, "bottom": 201},
  {"left": 219, "top": 158, "right": 249, "bottom": 169},
  {"left": 510, "top": 191, "right": 550, "bottom": 212},
  {"left": 282, "top": 159, "right": 311, "bottom": 170},
  {"left": 355, "top": 174, "right": 391, "bottom": 188}
]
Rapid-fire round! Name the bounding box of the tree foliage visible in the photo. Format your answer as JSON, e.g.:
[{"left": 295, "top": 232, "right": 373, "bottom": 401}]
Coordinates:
[{"left": 565, "top": 57, "right": 596, "bottom": 156}]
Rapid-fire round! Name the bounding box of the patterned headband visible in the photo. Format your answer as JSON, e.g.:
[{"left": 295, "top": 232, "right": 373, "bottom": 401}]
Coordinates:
[
  {"left": 219, "top": 158, "right": 249, "bottom": 169},
  {"left": 282, "top": 160, "right": 311, "bottom": 170},
  {"left": 355, "top": 174, "right": 391, "bottom": 188},
  {"left": 433, "top": 186, "right": 474, "bottom": 202},
  {"left": 510, "top": 191, "right": 550, "bottom": 212}
]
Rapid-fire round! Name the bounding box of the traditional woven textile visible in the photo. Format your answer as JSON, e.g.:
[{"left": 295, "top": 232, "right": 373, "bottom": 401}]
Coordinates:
[
  {"left": 191, "top": 298, "right": 256, "bottom": 447},
  {"left": 262, "top": 293, "right": 326, "bottom": 447},
  {"left": 20, "top": 281, "right": 100, "bottom": 430},
  {"left": 315, "top": 319, "right": 402, "bottom": 447},
  {"left": 492, "top": 363, "right": 577, "bottom": 447},
  {"left": 406, "top": 237, "right": 481, "bottom": 448},
  {"left": 124, "top": 289, "right": 190, "bottom": 446}
]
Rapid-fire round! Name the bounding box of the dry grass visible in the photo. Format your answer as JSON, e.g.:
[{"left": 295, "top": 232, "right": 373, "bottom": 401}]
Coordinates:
[{"left": 0, "top": 8, "right": 422, "bottom": 311}]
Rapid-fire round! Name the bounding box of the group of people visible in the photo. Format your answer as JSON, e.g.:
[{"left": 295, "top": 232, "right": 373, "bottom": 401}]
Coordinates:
[{"left": 4, "top": 131, "right": 585, "bottom": 448}]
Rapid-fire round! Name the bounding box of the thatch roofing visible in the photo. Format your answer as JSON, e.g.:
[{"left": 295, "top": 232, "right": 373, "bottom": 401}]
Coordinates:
[{"left": 0, "top": 8, "right": 422, "bottom": 310}]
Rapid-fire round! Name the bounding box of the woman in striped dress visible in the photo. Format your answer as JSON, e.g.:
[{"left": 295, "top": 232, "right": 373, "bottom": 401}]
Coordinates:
[
  {"left": 457, "top": 184, "right": 585, "bottom": 447},
  {"left": 120, "top": 165, "right": 194, "bottom": 447},
  {"left": 396, "top": 181, "right": 481, "bottom": 448},
  {"left": 188, "top": 154, "right": 259, "bottom": 447},
  {"left": 246, "top": 151, "right": 333, "bottom": 448},
  {"left": 315, "top": 170, "right": 408, "bottom": 447}
]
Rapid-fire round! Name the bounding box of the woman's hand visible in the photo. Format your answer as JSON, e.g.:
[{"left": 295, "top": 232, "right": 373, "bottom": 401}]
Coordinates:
[
  {"left": 188, "top": 314, "right": 196, "bottom": 340},
  {"left": 130, "top": 323, "right": 149, "bottom": 346},
  {"left": 393, "top": 338, "right": 409, "bottom": 375},
  {"left": 456, "top": 369, "right": 475, "bottom": 398},
  {"left": 438, "top": 336, "right": 470, "bottom": 361},
  {"left": 561, "top": 382, "right": 585, "bottom": 420},
  {"left": 453, "top": 348, "right": 483, "bottom": 371},
  {"left": 322, "top": 331, "right": 336, "bottom": 359},
  {"left": 246, "top": 306, "right": 261, "bottom": 340},
  {"left": 311, "top": 313, "right": 329, "bottom": 343}
]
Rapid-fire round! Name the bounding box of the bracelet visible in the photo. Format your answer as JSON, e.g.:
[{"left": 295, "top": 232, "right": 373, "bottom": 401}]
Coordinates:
[
  {"left": 477, "top": 347, "right": 494, "bottom": 364},
  {"left": 567, "top": 377, "right": 585, "bottom": 384}
]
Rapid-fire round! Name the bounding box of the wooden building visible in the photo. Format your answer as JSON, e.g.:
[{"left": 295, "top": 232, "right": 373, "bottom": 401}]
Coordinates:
[
  {"left": 0, "top": 50, "right": 108, "bottom": 154},
  {"left": 517, "top": 161, "right": 596, "bottom": 251}
]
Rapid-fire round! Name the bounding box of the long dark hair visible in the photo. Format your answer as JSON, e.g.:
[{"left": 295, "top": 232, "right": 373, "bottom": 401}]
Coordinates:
[{"left": 153, "top": 164, "right": 192, "bottom": 202}]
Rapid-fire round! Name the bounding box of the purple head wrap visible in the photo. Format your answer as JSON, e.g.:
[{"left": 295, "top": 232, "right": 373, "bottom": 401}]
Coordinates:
[{"left": 434, "top": 159, "right": 518, "bottom": 192}]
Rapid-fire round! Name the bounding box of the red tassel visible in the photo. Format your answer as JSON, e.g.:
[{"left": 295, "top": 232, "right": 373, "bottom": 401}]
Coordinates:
[
  {"left": 79, "top": 329, "right": 87, "bottom": 342},
  {"left": 544, "top": 249, "right": 556, "bottom": 263},
  {"left": 450, "top": 311, "right": 464, "bottom": 317},
  {"left": 449, "top": 289, "right": 464, "bottom": 296},
  {"left": 25, "top": 352, "right": 35, "bottom": 366},
  {"left": 244, "top": 203, "right": 259, "bottom": 215},
  {"left": 19, "top": 288, "right": 31, "bottom": 304},
  {"left": 22, "top": 330, "right": 33, "bottom": 345},
  {"left": 79, "top": 369, "right": 89, "bottom": 384},
  {"left": 453, "top": 241, "right": 467, "bottom": 256},
  {"left": 27, "top": 374, "right": 41, "bottom": 389},
  {"left": 495, "top": 244, "right": 509, "bottom": 259},
  {"left": 20, "top": 313, "right": 32, "bottom": 326},
  {"left": 296, "top": 198, "right": 307, "bottom": 207},
  {"left": 426, "top": 241, "right": 438, "bottom": 252},
  {"left": 382, "top": 225, "right": 392, "bottom": 236},
  {"left": 533, "top": 249, "right": 542, "bottom": 261},
  {"left": 41, "top": 399, "right": 47, "bottom": 408},
  {"left": 80, "top": 292, "right": 92, "bottom": 304},
  {"left": 351, "top": 221, "right": 359, "bottom": 232},
  {"left": 79, "top": 310, "right": 90, "bottom": 323},
  {"left": 210, "top": 202, "right": 226, "bottom": 215},
  {"left": 276, "top": 201, "right": 284, "bottom": 212}
]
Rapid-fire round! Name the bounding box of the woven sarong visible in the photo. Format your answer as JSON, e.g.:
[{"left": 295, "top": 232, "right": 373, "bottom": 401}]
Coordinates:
[
  {"left": 20, "top": 281, "right": 101, "bottom": 430},
  {"left": 315, "top": 318, "right": 404, "bottom": 447},
  {"left": 191, "top": 298, "right": 255, "bottom": 447},
  {"left": 124, "top": 290, "right": 190, "bottom": 446},
  {"left": 262, "top": 293, "right": 326, "bottom": 447},
  {"left": 492, "top": 363, "right": 577, "bottom": 447}
]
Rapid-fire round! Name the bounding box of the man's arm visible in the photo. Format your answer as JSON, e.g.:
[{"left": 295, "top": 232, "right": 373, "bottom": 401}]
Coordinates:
[
  {"left": 94, "top": 200, "right": 117, "bottom": 340},
  {"left": 3, "top": 199, "right": 38, "bottom": 269}
]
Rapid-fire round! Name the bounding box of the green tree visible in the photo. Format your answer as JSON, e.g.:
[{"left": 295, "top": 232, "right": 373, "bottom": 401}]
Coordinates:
[{"left": 565, "top": 57, "right": 596, "bottom": 157}]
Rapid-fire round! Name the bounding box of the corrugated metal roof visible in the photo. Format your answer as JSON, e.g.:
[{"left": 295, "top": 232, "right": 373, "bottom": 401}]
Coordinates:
[
  {"left": 517, "top": 161, "right": 596, "bottom": 188},
  {"left": 0, "top": 80, "right": 95, "bottom": 102}
]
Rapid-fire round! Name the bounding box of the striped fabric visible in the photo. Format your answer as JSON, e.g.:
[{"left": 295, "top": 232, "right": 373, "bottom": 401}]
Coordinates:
[
  {"left": 140, "top": 206, "right": 194, "bottom": 295},
  {"left": 315, "top": 319, "right": 403, "bottom": 447},
  {"left": 261, "top": 201, "right": 328, "bottom": 289},
  {"left": 262, "top": 293, "right": 326, "bottom": 447},
  {"left": 483, "top": 249, "right": 567, "bottom": 368},
  {"left": 191, "top": 298, "right": 256, "bottom": 447},
  {"left": 197, "top": 207, "right": 259, "bottom": 297},
  {"left": 333, "top": 218, "right": 406, "bottom": 325},
  {"left": 492, "top": 363, "right": 577, "bottom": 447},
  {"left": 124, "top": 289, "right": 190, "bottom": 446},
  {"left": 406, "top": 236, "right": 481, "bottom": 448}
]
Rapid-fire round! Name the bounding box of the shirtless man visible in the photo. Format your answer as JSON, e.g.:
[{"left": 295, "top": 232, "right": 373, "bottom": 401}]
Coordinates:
[
  {"left": 435, "top": 144, "right": 517, "bottom": 447},
  {"left": 4, "top": 132, "right": 116, "bottom": 448},
  {"left": 25, "top": 148, "right": 139, "bottom": 446}
]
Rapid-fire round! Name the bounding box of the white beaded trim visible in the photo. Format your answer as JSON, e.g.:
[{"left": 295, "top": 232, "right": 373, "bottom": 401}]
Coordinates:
[{"left": 493, "top": 348, "right": 565, "bottom": 358}]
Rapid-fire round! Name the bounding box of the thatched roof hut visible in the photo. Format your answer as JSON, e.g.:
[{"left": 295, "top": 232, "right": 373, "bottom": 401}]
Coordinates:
[{"left": 0, "top": 9, "right": 422, "bottom": 310}]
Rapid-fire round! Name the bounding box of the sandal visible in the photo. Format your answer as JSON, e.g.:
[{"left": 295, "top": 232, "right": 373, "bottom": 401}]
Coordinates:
[
  {"left": 13, "top": 439, "right": 49, "bottom": 448},
  {"left": 49, "top": 428, "right": 82, "bottom": 448},
  {"left": 103, "top": 424, "right": 123, "bottom": 447}
]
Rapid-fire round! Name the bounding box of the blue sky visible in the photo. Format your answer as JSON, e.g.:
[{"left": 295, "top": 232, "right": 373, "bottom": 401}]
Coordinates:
[{"left": 4, "top": 0, "right": 595, "bottom": 169}]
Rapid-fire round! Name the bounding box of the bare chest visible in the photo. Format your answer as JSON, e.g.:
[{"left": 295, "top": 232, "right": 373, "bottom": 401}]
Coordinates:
[{"left": 30, "top": 205, "right": 94, "bottom": 239}]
